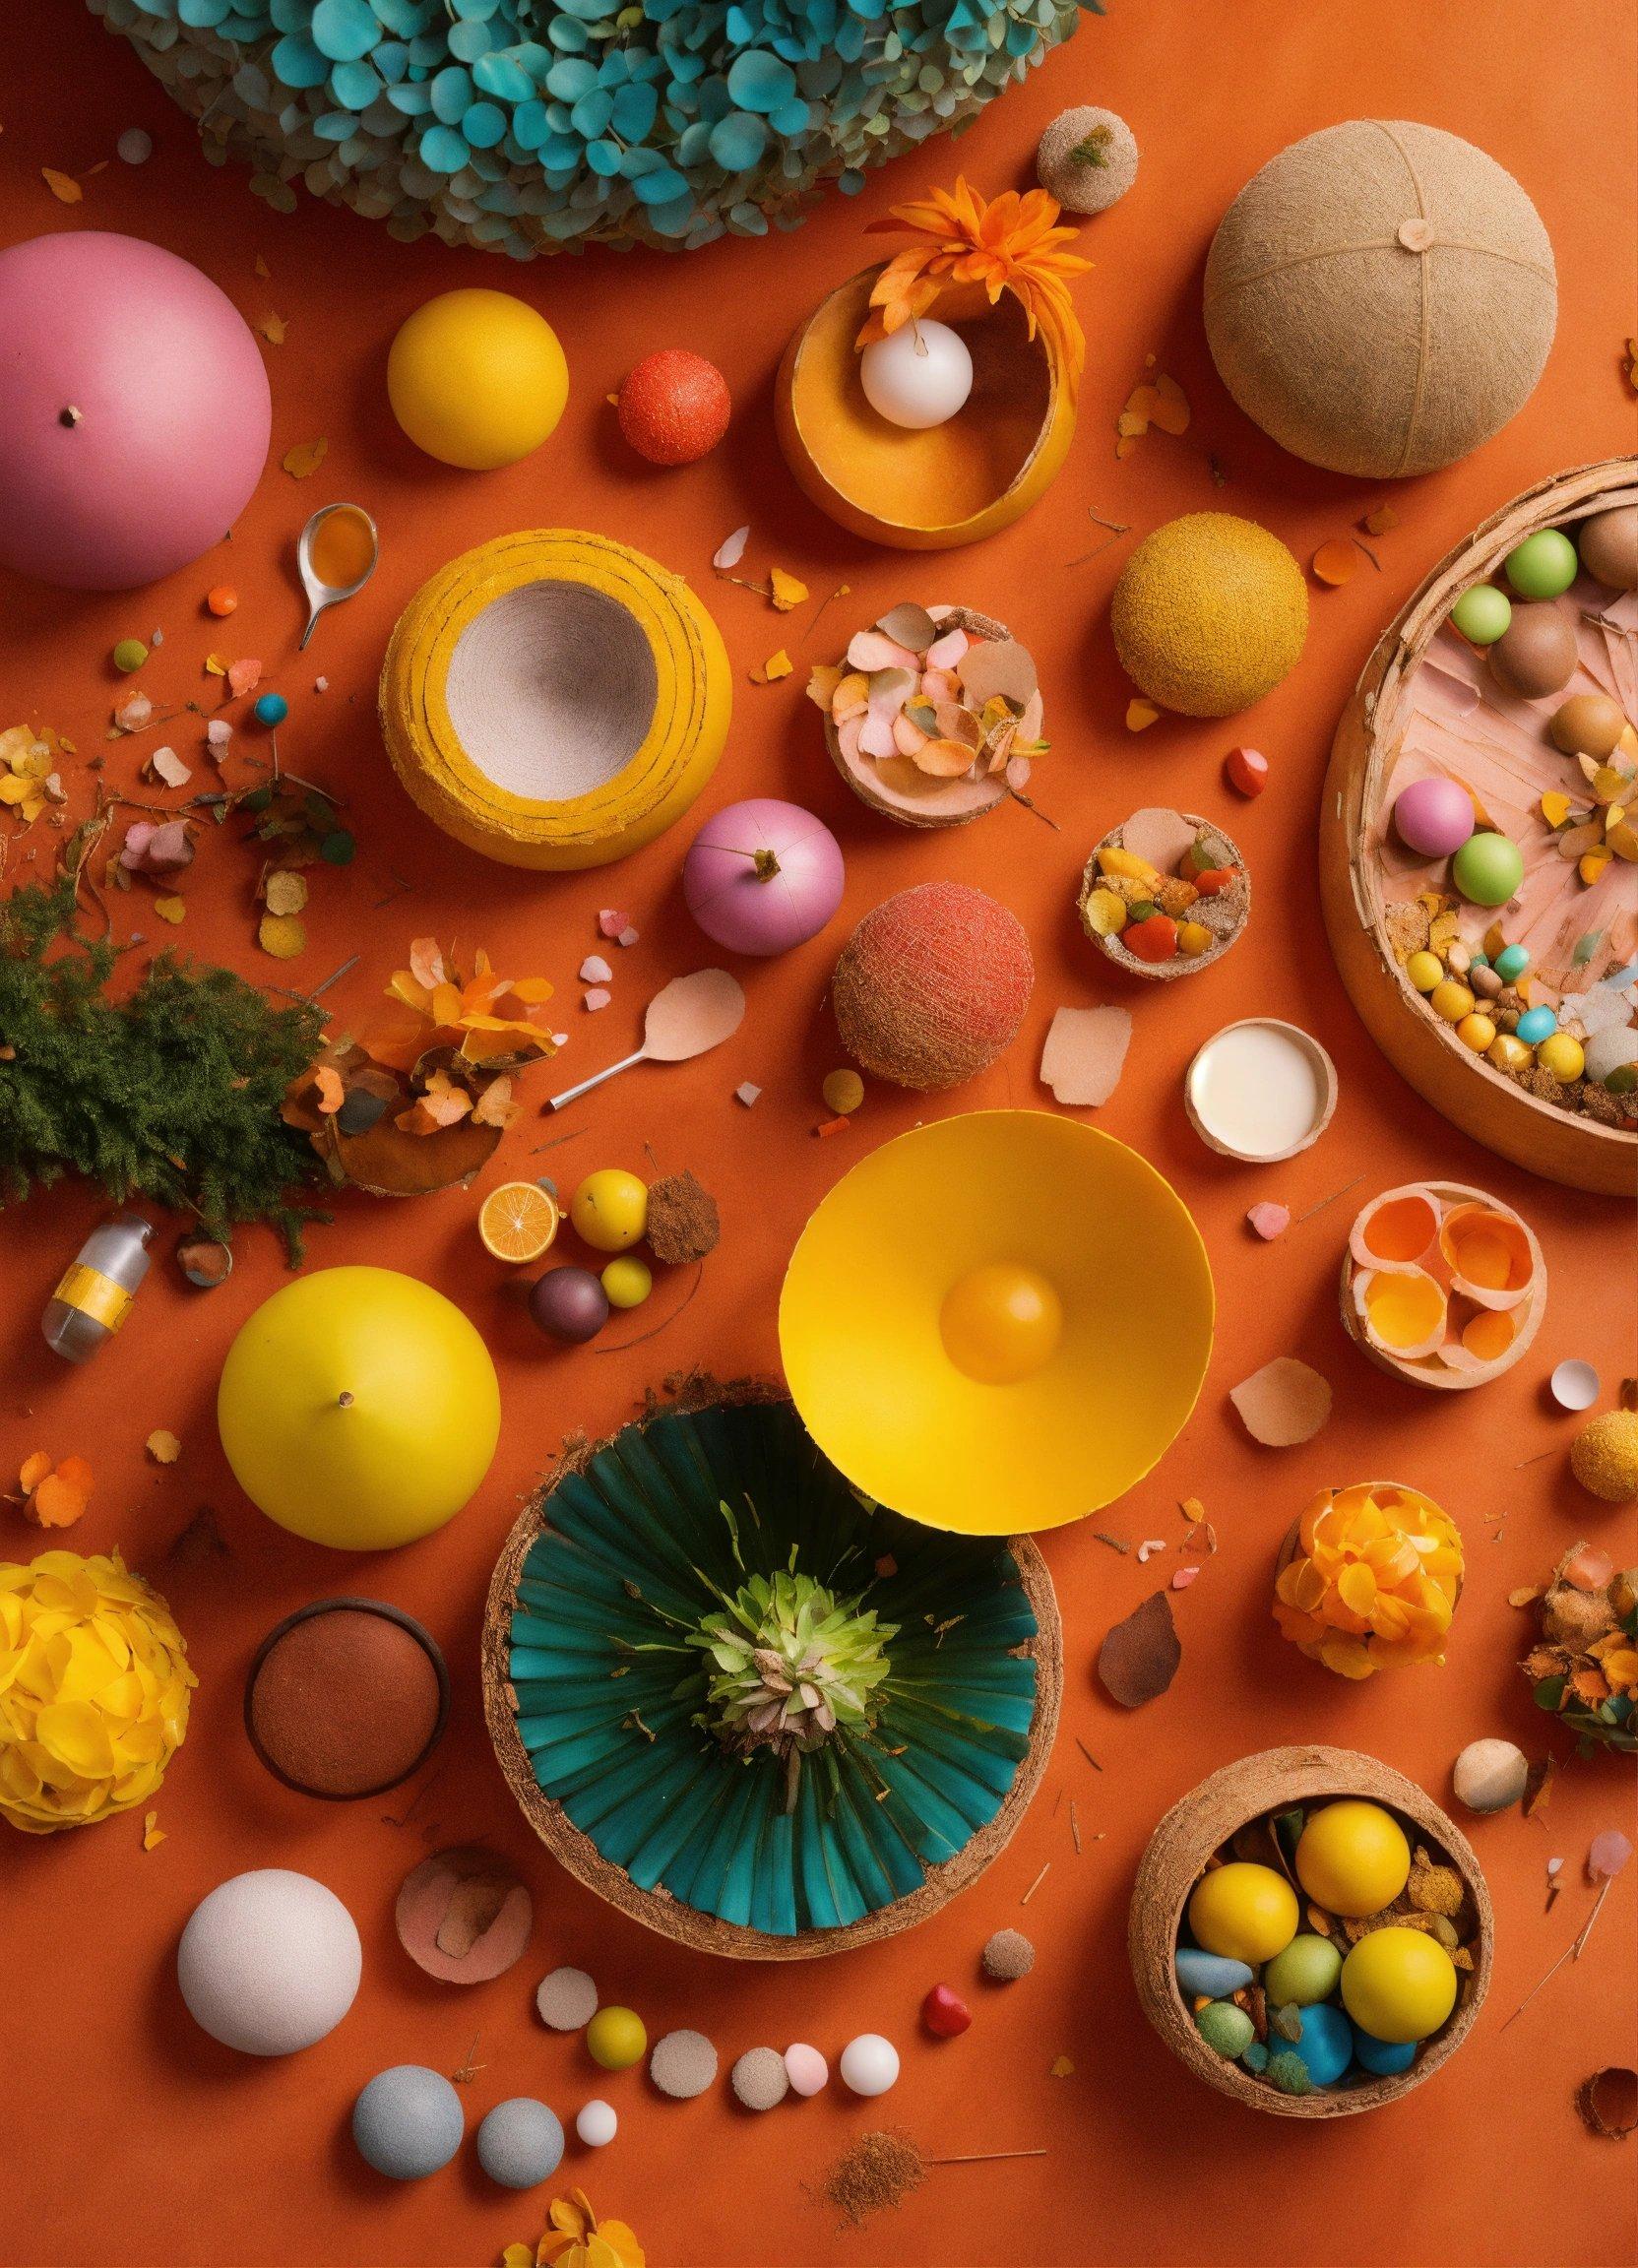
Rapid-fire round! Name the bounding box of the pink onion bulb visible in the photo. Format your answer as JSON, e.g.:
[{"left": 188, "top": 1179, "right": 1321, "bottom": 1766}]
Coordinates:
[{"left": 682, "top": 798, "right": 846, "bottom": 957}]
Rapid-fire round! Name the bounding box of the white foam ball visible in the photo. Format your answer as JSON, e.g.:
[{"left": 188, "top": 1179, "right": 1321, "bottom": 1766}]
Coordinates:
[
  {"left": 177, "top": 1868, "right": 360, "bottom": 2054},
  {"left": 576, "top": 2099, "right": 617, "bottom": 2148},
  {"left": 839, "top": 2033, "right": 900, "bottom": 2097}
]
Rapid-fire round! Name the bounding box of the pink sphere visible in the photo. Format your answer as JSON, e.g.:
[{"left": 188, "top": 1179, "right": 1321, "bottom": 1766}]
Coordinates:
[
  {"left": 1393, "top": 775, "right": 1476, "bottom": 859},
  {"left": 683, "top": 798, "right": 845, "bottom": 957},
  {"left": 0, "top": 233, "right": 272, "bottom": 591}
]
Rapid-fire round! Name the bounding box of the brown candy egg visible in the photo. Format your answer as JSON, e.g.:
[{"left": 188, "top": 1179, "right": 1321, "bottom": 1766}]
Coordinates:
[
  {"left": 1576, "top": 504, "right": 1637, "bottom": 594},
  {"left": 1489, "top": 602, "right": 1578, "bottom": 700},
  {"left": 1550, "top": 692, "right": 1627, "bottom": 758}
]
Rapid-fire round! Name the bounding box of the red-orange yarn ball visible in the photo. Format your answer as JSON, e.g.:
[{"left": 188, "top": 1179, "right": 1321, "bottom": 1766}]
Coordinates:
[
  {"left": 616, "top": 349, "right": 731, "bottom": 466},
  {"left": 832, "top": 881, "right": 1035, "bottom": 1092}
]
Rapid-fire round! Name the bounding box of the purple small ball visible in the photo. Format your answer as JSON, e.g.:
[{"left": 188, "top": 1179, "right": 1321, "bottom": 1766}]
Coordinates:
[
  {"left": 1393, "top": 776, "right": 1476, "bottom": 859},
  {"left": 529, "top": 1267, "right": 608, "bottom": 1344}
]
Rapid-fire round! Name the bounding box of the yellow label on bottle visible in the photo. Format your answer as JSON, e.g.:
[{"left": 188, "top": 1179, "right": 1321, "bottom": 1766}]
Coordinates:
[{"left": 51, "top": 1264, "right": 133, "bottom": 1333}]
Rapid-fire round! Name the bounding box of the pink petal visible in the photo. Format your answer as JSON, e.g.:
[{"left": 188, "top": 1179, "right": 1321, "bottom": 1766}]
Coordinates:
[
  {"left": 924, "top": 628, "right": 969, "bottom": 672},
  {"left": 1247, "top": 1203, "right": 1291, "bottom": 1241}
]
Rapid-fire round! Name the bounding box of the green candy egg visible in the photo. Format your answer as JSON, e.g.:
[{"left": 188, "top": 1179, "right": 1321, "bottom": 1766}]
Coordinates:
[
  {"left": 112, "top": 638, "right": 149, "bottom": 673},
  {"left": 1503, "top": 529, "right": 1579, "bottom": 601},
  {"left": 1452, "top": 831, "right": 1524, "bottom": 908},
  {"left": 1194, "top": 2000, "right": 1255, "bottom": 2059},
  {"left": 1450, "top": 584, "right": 1512, "bottom": 645},
  {"left": 1264, "top": 1933, "right": 1343, "bottom": 2007}
]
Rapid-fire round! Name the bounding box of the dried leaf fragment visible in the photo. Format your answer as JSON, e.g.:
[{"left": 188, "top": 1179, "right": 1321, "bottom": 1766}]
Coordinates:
[
  {"left": 769, "top": 568, "right": 809, "bottom": 612},
  {"left": 146, "top": 1429, "right": 181, "bottom": 1466},
  {"left": 259, "top": 912, "right": 307, "bottom": 959},
  {"left": 42, "top": 167, "right": 84, "bottom": 204},
  {"left": 1097, "top": 1590, "right": 1181, "bottom": 1709},
  {"left": 142, "top": 1810, "right": 166, "bottom": 1852},
  {"left": 1126, "top": 698, "right": 1161, "bottom": 731},
  {"left": 282, "top": 437, "right": 329, "bottom": 479},
  {"left": 1312, "top": 539, "right": 1359, "bottom": 587}
]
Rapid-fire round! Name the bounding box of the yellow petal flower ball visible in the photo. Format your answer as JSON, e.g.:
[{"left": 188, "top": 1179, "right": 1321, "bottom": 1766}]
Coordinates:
[{"left": 0, "top": 1549, "right": 196, "bottom": 1834}]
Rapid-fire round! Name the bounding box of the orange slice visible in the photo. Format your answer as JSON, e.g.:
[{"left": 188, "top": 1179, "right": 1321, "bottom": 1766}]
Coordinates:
[{"left": 478, "top": 1180, "right": 560, "bottom": 1264}]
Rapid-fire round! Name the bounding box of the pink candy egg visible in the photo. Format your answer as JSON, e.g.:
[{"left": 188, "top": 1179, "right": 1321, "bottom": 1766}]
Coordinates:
[
  {"left": 1392, "top": 776, "right": 1476, "bottom": 859},
  {"left": 784, "top": 2043, "right": 829, "bottom": 2097},
  {"left": 683, "top": 798, "right": 845, "bottom": 957},
  {"left": 0, "top": 233, "right": 272, "bottom": 591}
]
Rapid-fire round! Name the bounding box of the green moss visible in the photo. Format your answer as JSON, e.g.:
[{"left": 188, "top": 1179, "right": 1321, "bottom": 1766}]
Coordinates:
[{"left": 0, "top": 866, "right": 328, "bottom": 1260}]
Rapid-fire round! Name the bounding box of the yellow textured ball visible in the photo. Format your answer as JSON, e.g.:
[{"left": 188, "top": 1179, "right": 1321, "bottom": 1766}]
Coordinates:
[
  {"left": 1294, "top": 1799, "right": 1410, "bottom": 1917},
  {"left": 388, "top": 289, "right": 568, "bottom": 471},
  {"left": 1110, "top": 513, "right": 1308, "bottom": 718},
  {"left": 218, "top": 1267, "right": 501, "bottom": 1550},
  {"left": 1187, "top": 1860, "right": 1299, "bottom": 1965},
  {"left": 1341, "top": 1925, "right": 1457, "bottom": 2044},
  {"left": 0, "top": 1551, "right": 195, "bottom": 1834},
  {"left": 587, "top": 2006, "right": 647, "bottom": 2070},
  {"left": 1205, "top": 121, "right": 1555, "bottom": 479},
  {"left": 1570, "top": 1409, "right": 1638, "bottom": 1505}
]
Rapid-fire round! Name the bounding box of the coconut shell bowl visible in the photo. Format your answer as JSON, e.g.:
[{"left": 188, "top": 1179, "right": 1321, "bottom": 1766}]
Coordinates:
[
  {"left": 1130, "top": 1746, "right": 1493, "bottom": 2119},
  {"left": 1080, "top": 808, "right": 1250, "bottom": 979},
  {"left": 776, "top": 273, "right": 1074, "bottom": 550},
  {"left": 1341, "top": 1180, "right": 1545, "bottom": 1389},
  {"left": 482, "top": 1385, "right": 1061, "bottom": 1959}
]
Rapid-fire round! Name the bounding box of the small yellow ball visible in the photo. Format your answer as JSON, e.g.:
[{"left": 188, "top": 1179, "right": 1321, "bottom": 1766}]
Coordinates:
[
  {"left": 587, "top": 2005, "right": 647, "bottom": 2070},
  {"left": 939, "top": 1262, "right": 1063, "bottom": 1386},
  {"left": 600, "top": 1255, "right": 653, "bottom": 1310},
  {"left": 1295, "top": 1799, "right": 1410, "bottom": 1917},
  {"left": 1186, "top": 1860, "right": 1299, "bottom": 1965},
  {"left": 1455, "top": 1012, "right": 1496, "bottom": 1053},
  {"left": 571, "top": 1169, "right": 649, "bottom": 1252},
  {"left": 1341, "top": 1925, "right": 1457, "bottom": 2045},
  {"left": 1428, "top": 979, "right": 1475, "bottom": 1023},
  {"left": 822, "top": 1068, "right": 865, "bottom": 1115},
  {"left": 1536, "top": 1033, "right": 1585, "bottom": 1083},
  {"left": 387, "top": 288, "right": 568, "bottom": 471},
  {"left": 1406, "top": 951, "right": 1444, "bottom": 993},
  {"left": 1487, "top": 1033, "right": 1532, "bottom": 1073}
]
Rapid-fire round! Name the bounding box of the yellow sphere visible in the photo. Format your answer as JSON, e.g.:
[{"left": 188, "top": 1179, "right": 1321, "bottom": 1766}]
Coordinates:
[
  {"left": 940, "top": 1262, "right": 1063, "bottom": 1384},
  {"left": 1110, "top": 513, "right": 1308, "bottom": 719},
  {"left": 1406, "top": 951, "right": 1444, "bottom": 993},
  {"left": 218, "top": 1267, "right": 501, "bottom": 1550},
  {"left": 388, "top": 289, "right": 568, "bottom": 470},
  {"left": 1455, "top": 1013, "right": 1496, "bottom": 1053},
  {"left": 1537, "top": 1033, "right": 1585, "bottom": 1083},
  {"left": 1187, "top": 1861, "right": 1299, "bottom": 1965},
  {"left": 601, "top": 1255, "right": 653, "bottom": 1310},
  {"left": 587, "top": 2006, "right": 646, "bottom": 2070},
  {"left": 1487, "top": 1033, "right": 1531, "bottom": 1073},
  {"left": 571, "top": 1169, "right": 649, "bottom": 1252},
  {"left": 1341, "top": 1925, "right": 1457, "bottom": 2044},
  {"left": 1295, "top": 1799, "right": 1410, "bottom": 1917},
  {"left": 1429, "top": 979, "right": 1475, "bottom": 1023}
]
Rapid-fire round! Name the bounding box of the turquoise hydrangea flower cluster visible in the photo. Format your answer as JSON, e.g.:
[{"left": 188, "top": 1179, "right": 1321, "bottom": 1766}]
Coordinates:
[{"left": 90, "top": 0, "right": 1095, "bottom": 255}]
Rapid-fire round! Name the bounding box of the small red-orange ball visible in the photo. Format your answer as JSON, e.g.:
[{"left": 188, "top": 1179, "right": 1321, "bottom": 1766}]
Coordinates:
[
  {"left": 616, "top": 349, "right": 730, "bottom": 467},
  {"left": 207, "top": 585, "right": 238, "bottom": 616}
]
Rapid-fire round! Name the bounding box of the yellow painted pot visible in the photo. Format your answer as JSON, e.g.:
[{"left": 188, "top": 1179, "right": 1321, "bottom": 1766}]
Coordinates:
[
  {"left": 779, "top": 1112, "right": 1214, "bottom": 1534},
  {"left": 775, "top": 272, "right": 1076, "bottom": 550},
  {"left": 379, "top": 529, "right": 731, "bottom": 870}
]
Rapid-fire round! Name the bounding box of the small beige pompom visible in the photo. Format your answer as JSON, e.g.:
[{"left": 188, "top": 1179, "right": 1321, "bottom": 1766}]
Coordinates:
[{"left": 1036, "top": 106, "right": 1139, "bottom": 216}]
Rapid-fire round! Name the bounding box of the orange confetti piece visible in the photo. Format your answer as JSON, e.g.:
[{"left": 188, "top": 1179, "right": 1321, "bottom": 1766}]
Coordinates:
[
  {"left": 282, "top": 437, "right": 329, "bottom": 479},
  {"left": 41, "top": 167, "right": 84, "bottom": 204},
  {"left": 18, "top": 1451, "right": 52, "bottom": 1494},
  {"left": 21, "top": 1452, "right": 94, "bottom": 1531},
  {"left": 768, "top": 568, "right": 808, "bottom": 612},
  {"left": 153, "top": 896, "right": 186, "bottom": 924},
  {"left": 256, "top": 312, "right": 287, "bottom": 346},
  {"left": 754, "top": 650, "right": 793, "bottom": 683},
  {"left": 1125, "top": 698, "right": 1161, "bottom": 731},
  {"left": 146, "top": 1430, "right": 181, "bottom": 1466},
  {"left": 815, "top": 1115, "right": 852, "bottom": 1138},
  {"left": 142, "top": 1810, "right": 167, "bottom": 1852},
  {"left": 1361, "top": 504, "right": 1401, "bottom": 536},
  {"left": 1311, "top": 539, "right": 1359, "bottom": 587}
]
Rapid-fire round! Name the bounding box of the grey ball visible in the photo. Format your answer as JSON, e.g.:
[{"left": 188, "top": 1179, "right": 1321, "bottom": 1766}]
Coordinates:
[
  {"left": 475, "top": 2098, "right": 565, "bottom": 2190},
  {"left": 352, "top": 2065, "right": 464, "bottom": 2181}
]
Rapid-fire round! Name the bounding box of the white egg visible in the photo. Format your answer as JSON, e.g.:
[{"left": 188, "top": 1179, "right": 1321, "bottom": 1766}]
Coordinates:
[
  {"left": 177, "top": 1868, "right": 360, "bottom": 2055},
  {"left": 839, "top": 2032, "right": 900, "bottom": 2098},
  {"left": 859, "top": 320, "right": 974, "bottom": 431},
  {"left": 576, "top": 2099, "right": 618, "bottom": 2148}
]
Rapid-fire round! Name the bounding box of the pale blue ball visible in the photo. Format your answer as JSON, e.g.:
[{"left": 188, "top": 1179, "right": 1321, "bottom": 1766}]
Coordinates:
[
  {"left": 475, "top": 2098, "right": 565, "bottom": 2190},
  {"left": 1352, "top": 2022, "right": 1418, "bottom": 2077},
  {"left": 1287, "top": 2001, "right": 1353, "bottom": 2088},
  {"left": 1517, "top": 1006, "right": 1558, "bottom": 1045},
  {"left": 352, "top": 2065, "right": 464, "bottom": 2180}
]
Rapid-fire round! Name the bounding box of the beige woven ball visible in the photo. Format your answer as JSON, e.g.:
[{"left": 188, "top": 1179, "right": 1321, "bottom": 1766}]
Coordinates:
[
  {"left": 1036, "top": 107, "right": 1139, "bottom": 216},
  {"left": 1204, "top": 120, "right": 1556, "bottom": 480}
]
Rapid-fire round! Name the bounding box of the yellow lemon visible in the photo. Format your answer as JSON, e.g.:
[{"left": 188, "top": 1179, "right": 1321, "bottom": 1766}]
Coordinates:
[
  {"left": 1295, "top": 1799, "right": 1410, "bottom": 1917},
  {"left": 388, "top": 289, "right": 568, "bottom": 470},
  {"left": 1186, "top": 1860, "right": 1298, "bottom": 1965},
  {"left": 217, "top": 1267, "right": 500, "bottom": 1550},
  {"left": 1341, "top": 1925, "right": 1457, "bottom": 2044}
]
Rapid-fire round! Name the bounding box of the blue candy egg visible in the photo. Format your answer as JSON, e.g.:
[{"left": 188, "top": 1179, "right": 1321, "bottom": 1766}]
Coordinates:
[
  {"left": 352, "top": 2065, "right": 464, "bottom": 2180},
  {"left": 1517, "top": 1006, "right": 1558, "bottom": 1045},
  {"left": 1287, "top": 2001, "right": 1353, "bottom": 2088},
  {"left": 1493, "top": 944, "right": 1531, "bottom": 982},
  {"left": 253, "top": 692, "right": 289, "bottom": 728},
  {"left": 1352, "top": 2023, "right": 1418, "bottom": 2077},
  {"left": 1174, "top": 1948, "right": 1254, "bottom": 1998}
]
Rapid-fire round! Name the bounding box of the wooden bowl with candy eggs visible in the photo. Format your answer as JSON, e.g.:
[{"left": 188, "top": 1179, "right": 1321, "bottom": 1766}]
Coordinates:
[
  {"left": 1129, "top": 1745, "right": 1492, "bottom": 2119},
  {"left": 1339, "top": 1180, "right": 1546, "bottom": 1390},
  {"left": 808, "top": 603, "right": 1044, "bottom": 832},
  {"left": 1079, "top": 808, "right": 1250, "bottom": 979},
  {"left": 1319, "top": 454, "right": 1638, "bottom": 1196}
]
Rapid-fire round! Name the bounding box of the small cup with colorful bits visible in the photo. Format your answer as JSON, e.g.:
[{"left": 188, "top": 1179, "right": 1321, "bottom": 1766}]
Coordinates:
[
  {"left": 1132, "top": 1753, "right": 1491, "bottom": 2116},
  {"left": 1079, "top": 807, "right": 1250, "bottom": 980}
]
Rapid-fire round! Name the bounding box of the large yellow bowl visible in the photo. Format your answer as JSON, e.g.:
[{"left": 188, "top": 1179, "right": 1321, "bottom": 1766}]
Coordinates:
[{"left": 779, "top": 1113, "right": 1214, "bottom": 1535}]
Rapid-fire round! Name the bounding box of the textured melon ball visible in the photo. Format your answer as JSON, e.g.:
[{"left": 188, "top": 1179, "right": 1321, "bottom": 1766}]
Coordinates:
[{"left": 1110, "top": 513, "right": 1308, "bottom": 718}]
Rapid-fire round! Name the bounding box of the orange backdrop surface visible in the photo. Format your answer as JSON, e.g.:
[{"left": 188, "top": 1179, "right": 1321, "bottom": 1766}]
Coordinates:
[{"left": 0, "top": 2, "right": 1635, "bottom": 2264}]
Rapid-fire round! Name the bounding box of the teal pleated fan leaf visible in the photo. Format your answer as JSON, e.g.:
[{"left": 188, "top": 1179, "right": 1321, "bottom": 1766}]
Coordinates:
[{"left": 491, "top": 1391, "right": 1058, "bottom": 1949}]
